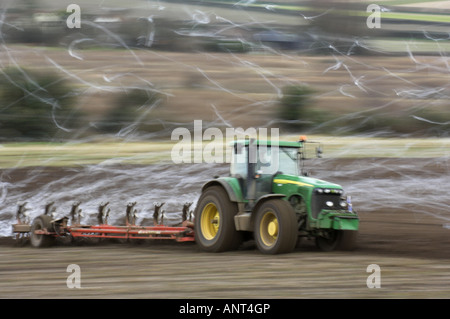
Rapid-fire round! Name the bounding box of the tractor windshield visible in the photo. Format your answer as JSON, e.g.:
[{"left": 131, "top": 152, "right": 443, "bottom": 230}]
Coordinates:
[
  {"left": 231, "top": 143, "right": 300, "bottom": 177},
  {"left": 277, "top": 147, "right": 299, "bottom": 176},
  {"left": 257, "top": 146, "right": 299, "bottom": 176}
]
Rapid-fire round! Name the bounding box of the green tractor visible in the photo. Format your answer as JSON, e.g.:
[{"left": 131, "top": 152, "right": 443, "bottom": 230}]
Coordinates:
[{"left": 194, "top": 137, "right": 359, "bottom": 254}]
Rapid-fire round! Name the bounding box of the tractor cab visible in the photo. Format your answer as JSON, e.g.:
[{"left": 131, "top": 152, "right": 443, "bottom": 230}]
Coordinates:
[{"left": 230, "top": 138, "right": 310, "bottom": 204}]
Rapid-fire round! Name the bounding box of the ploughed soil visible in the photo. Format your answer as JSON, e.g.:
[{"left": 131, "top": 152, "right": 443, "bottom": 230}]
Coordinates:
[{"left": 0, "top": 157, "right": 449, "bottom": 299}]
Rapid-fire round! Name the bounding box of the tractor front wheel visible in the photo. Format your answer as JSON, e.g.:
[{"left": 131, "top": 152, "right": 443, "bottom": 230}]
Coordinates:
[
  {"left": 315, "top": 230, "right": 358, "bottom": 252},
  {"left": 315, "top": 230, "right": 341, "bottom": 252},
  {"left": 254, "top": 199, "right": 298, "bottom": 254},
  {"left": 194, "top": 186, "right": 242, "bottom": 252}
]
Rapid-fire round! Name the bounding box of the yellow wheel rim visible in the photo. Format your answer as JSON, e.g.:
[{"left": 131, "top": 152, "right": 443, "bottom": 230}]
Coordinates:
[
  {"left": 260, "top": 211, "right": 278, "bottom": 247},
  {"left": 200, "top": 203, "right": 220, "bottom": 240}
]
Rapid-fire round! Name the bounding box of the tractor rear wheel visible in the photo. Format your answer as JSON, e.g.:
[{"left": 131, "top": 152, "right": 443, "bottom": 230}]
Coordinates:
[
  {"left": 194, "top": 186, "right": 242, "bottom": 252},
  {"left": 254, "top": 199, "right": 298, "bottom": 254},
  {"left": 30, "top": 215, "right": 55, "bottom": 248}
]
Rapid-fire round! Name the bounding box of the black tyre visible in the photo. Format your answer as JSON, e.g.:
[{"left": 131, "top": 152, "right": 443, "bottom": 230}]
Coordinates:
[
  {"left": 194, "top": 186, "right": 242, "bottom": 252},
  {"left": 30, "top": 215, "right": 55, "bottom": 248},
  {"left": 254, "top": 199, "right": 298, "bottom": 254},
  {"left": 338, "top": 230, "right": 358, "bottom": 251},
  {"left": 315, "top": 230, "right": 341, "bottom": 252},
  {"left": 316, "top": 230, "right": 358, "bottom": 252}
]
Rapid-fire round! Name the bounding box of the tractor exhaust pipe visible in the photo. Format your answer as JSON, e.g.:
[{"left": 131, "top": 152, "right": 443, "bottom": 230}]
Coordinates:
[{"left": 247, "top": 138, "right": 257, "bottom": 209}]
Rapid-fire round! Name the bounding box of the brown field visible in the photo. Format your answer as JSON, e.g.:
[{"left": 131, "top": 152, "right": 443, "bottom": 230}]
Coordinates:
[
  {"left": 0, "top": 157, "right": 449, "bottom": 299},
  {"left": 3, "top": 46, "right": 448, "bottom": 133}
]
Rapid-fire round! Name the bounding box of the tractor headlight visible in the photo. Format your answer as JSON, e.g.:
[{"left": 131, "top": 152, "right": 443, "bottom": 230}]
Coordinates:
[
  {"left": 314, "top": 188, "right": 344, "bottom": 195},
  {"left": 339, "top": 200, "right": 348, "bottom": 208}
]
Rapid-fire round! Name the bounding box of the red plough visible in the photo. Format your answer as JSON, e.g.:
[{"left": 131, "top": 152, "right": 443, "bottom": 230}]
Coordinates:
[{"left": 12, "top": 201, "right": 195, "bottom": 247}]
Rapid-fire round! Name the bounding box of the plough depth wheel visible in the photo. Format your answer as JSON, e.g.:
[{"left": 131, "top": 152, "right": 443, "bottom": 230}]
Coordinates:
[{"left": 30, "top": 215, "right": 55, "bottom": 248}]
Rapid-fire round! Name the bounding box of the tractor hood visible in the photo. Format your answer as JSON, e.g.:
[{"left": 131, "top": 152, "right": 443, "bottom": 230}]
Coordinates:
[{"left": 272, "top": 174, "right": 343, "bottom": 190}]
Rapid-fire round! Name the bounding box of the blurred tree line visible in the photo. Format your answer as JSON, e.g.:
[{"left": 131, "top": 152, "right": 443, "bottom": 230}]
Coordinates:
[
  {"left": 0, "top": 67, "right": 82, "bottom": 140},
  {"left": 0, "top": 67, "right": 164, "bottom": 141},
  {"left": 275, "top": 83, "right": 449, "bottom": 137}
]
